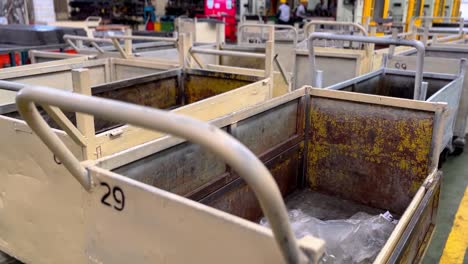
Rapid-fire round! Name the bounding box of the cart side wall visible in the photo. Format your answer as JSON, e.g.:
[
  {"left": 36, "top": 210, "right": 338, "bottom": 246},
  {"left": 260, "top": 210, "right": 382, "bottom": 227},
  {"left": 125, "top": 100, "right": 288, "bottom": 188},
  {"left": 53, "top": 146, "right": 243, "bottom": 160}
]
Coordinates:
[
  {"left": 335, "top": 74, "right": 451, "bottom": 100},
  {"left": 307, "top": 93, "right": 435, "bottom": 214},
  {"left": 82, "top": 167, "right": 286, "bottom": 264},
  {"left": 184, "top": 70, "right": 259, "bottom": 103},
  {"left": 371, "top": 46, "right": 415, "bottom": 71},
  {"left": 388, "top": 54, "right": 468, "bottom": 137},
  {"left": 137, "top": 48, "right": 179, "bottom": 62},
  {"left": 91, "top": 75, "right": 180, "bottom": 132},
  {"left": 106, "top": 58, "right": 177, "bottom": 81},
  {"left": 427, "top": 77, "right": 463, "bottom": 148},
  {"left": 112, "top": 88, "right": 441, "bottom": 217},
  {"left": 389, "top": 174, "right": 441, "bottom": 263},
  {"left": 204, "top": 64, "right": 289, "bottom": 97},
  {"left": 113, "top": 99, "right": 304, "bottom": 221},
  {"left": 294, "top": 51, "right": 363, "bottom": 89},
  {"left": 93, "top": 79, "right": 271, "bottom": 157},
  {"left": 0, "top": 116, "right": 87, "bottom": 263},
  {"left": 387, "top": 55, "right": 460, "bottom": 74},
  {"left": 0, "top": 63, "right": 108, "bottom": 105},
  {"left": 31, "top": 53, "right": 89, "bottom": 64}
]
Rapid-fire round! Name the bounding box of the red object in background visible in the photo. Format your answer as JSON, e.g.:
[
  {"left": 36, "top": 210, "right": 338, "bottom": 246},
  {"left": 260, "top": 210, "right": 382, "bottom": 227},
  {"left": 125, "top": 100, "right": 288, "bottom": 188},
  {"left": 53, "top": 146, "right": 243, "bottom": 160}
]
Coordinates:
[
  {"left": 203, "top": 0, "right": 237, "bottom": 42},
  {"left": 146, "top": 21, "right": 155, "bottom": 31},
  {"left": 0, "top": 54, "right": 19, "bottom": 68}
]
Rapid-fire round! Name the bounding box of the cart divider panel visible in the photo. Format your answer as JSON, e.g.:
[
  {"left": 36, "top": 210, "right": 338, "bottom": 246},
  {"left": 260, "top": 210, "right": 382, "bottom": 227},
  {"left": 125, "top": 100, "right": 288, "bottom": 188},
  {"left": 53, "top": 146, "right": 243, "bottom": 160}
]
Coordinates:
[
  {"left": 112, "top": 99, "right": 304, "bottom": 221},
  {"left": 108, "top": 88, "right": 442, "bottom": 219},
  {"left": 184, "top": 70, "right": 259, "bottom": 103}
]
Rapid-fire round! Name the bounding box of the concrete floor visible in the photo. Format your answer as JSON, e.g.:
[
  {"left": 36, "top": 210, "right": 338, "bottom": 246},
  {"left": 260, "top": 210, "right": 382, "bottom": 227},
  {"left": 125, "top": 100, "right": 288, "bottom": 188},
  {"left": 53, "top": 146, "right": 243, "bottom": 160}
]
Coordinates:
[{"left": 423, "top": 144, "right": 468, "bottom": 263}]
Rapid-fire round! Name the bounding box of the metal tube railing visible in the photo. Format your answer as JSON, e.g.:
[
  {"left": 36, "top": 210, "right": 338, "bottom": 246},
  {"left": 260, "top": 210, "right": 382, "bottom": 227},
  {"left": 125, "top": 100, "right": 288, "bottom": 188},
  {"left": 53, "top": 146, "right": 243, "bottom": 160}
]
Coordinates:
[
  {"left": 63, "top": 34, "right": 113, "bottom": 44},
  {"left": 14, "top": 85, "right": 314, "bottom": 264},
  {"left": 304, "top": 20, "right": 369, "bottom": 37},
  {"left": 237, "top": 24, "right": 299, "bottom": 45},
  {"left": 107, "top": 33, "right": 178, "bottom": 43},
  {"left": 190, "top": 47, "right": 267, "bottom": 59},
  {"left": 308, "top": 33, "right": 426, "bottom": 100}
]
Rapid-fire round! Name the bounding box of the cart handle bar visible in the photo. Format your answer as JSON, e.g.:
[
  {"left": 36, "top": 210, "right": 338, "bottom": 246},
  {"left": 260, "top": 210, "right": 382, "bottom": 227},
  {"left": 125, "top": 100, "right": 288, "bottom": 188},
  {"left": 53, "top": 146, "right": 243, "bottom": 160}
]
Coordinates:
[
  {"left": 106, "top": 33, "right": 178, "bottom": 43},
  {"left": 304, "top": 20, "right": 368, "bottom": 37},
  {"left": 308, "top": 33, "right": 425, "bottom": 100},
  {"left": 237, "top": 24, "right": 299, "bottom": 45},
  {"left": 63, "top": 34, "right": 113, "bottom": 44},
  {"left": 15, "top": 86, "right": 310, "bottom": 264},
  {"left": 190, "top": 47, "right": 266, "bottom": 59}
]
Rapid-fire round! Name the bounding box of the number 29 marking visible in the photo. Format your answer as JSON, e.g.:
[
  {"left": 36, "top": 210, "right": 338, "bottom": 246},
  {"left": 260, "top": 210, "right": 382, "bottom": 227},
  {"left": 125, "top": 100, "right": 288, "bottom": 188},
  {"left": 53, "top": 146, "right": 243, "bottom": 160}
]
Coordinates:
[{"left": 100, "top": 182, "right": 125, "bottom": 211}]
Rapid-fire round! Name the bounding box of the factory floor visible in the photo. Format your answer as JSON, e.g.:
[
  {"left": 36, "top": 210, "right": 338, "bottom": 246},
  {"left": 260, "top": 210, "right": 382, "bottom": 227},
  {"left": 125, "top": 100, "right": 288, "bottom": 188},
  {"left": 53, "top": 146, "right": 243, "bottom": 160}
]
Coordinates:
[{"left": 423, "top": 142, "right": 468, "bottom": 264}]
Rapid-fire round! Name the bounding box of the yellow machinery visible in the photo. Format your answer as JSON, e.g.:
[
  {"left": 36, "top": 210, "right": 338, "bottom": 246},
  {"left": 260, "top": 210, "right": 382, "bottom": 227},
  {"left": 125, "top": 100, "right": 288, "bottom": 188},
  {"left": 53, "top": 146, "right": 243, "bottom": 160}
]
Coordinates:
[
  {"left": 451, "top": 0, "right": 461, "bottom": 17},
  {"left": 405, "top": 0, "right": 425, "bottom": 31},
  {"left": 362, "top": 0, "right": 390, "bottom": 29}
]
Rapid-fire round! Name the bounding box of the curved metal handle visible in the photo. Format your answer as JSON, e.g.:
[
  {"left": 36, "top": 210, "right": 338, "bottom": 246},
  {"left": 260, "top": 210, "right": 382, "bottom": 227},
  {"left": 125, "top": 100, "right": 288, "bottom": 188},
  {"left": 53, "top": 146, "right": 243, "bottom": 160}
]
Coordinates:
[
  {"left": 63, "top": 34, "right": 112, "bottom": 54},
  {"left": 64, "top": 34, "right": 113, "bottom": 44},
  {"left": 241, "top": 14, "right": 263, "bottom": 23},
  {"left": 190, "top": 47, "right": 266, "bottom": 59},
  {"left": 15, "top": 86, "right": 310, "bottom": 264},
  {"left": 106, "top": 33, "right": 178, "bottom": 43},
  {"left": 308, "top": 32, "right": 425, "bottom": 100},
  {"left": 304, "top": 20, "right": 368, "bottom": 37},
  {"left": 237, "top": 24, "right": 298, "bottom": 45},
  {"left": 85, "top": 16, "right": 102, "bottom": 25}
]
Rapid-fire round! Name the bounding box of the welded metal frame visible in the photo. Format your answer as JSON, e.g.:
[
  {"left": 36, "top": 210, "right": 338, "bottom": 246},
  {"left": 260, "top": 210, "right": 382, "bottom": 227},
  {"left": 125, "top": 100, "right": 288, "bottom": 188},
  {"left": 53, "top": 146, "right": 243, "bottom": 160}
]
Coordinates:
[
  {"left": 304, "top": 20, "right": 369, "bottom": 37},
  {"left": 308, "top": 32, "right": 426, "bottom": 100},
  {"left": 15, "top": 85, "right": 318, "bottom": 264},
  {"left": 388, "top": 44, "right": 468, "bottom": 148}
]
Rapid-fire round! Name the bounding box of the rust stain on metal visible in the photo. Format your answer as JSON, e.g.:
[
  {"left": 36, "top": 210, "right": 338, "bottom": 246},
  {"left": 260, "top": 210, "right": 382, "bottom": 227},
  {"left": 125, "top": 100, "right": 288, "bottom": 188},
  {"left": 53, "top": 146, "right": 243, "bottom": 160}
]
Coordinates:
[
  {"left": 184, "top": 73, "right": 254, "bottom": 103},
  {"left": 203, "top": 145, "right": 303, "bottom": 221},
  {"left": 91, "top": 78, "right": 178, "bottom": 132},
  {"left": 95, "top": 78, "right": 178, "bottom": 109},
  {"left": 307, "top": 97, "right": 434, "bottom": 214}
]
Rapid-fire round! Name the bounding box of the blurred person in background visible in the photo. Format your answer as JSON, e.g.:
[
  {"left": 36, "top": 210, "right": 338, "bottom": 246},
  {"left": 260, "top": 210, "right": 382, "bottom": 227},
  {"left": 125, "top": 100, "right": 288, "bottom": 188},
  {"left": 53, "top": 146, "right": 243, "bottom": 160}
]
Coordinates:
[{"left": 276, "top": 0, "right": 291, "bottom": 25}]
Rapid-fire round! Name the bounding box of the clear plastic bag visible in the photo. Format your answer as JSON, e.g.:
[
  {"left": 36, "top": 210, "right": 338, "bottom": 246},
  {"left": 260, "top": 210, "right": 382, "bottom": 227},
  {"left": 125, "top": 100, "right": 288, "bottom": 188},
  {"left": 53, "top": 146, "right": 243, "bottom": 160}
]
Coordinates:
[{"left": 260, "top": 209, "right": 397, "bottom": 264}]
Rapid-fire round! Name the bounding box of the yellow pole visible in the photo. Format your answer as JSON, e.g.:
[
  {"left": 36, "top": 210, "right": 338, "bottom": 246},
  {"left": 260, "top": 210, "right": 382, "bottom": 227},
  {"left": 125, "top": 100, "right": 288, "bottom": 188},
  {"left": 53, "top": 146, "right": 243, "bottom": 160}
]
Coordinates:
[
  {"left": 406, "top": 0, "right": 416, "bottom": 31},
  {"left": 440, "top": 0, "right": 447, "bottom": 16},
  {"left": 362, "top": 0, "right": 374, "bottom": 25},
  {"left": 418, "top": 0, "right": 426, "bottom": 17},
  {"left": 451, "top": 0, "right": 461, "bottom": 17},
  {"left": 433, "top": 0, "right": 441, "bottom": 16},
  {"left": 383, "top": 0, "right": 390, "bottom": 18}
]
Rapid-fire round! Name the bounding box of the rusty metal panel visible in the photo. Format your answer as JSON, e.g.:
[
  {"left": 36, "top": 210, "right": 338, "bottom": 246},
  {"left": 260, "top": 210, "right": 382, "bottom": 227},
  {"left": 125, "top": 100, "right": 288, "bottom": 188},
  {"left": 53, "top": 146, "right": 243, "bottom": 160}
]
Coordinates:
[
  {"left": 201, "top": 144, "right": 303, "bottom": 222},
  {"left": 113, "top": 141, "right": 227, "bottom": 197},
  {"left": 93, "top": 77, "right": 178, "bottom": 109},
  {"left": 184, "top": 69, "right": 261, "bottom": 103},
  {"left": 88, "top": 76, "right": 179, "bottom": 132},
  {"left": 307, "top": 96, "right": 435, "bottom": 214},
  {"left": 236, "top": 100, "right": 300, "bottom": 155}
]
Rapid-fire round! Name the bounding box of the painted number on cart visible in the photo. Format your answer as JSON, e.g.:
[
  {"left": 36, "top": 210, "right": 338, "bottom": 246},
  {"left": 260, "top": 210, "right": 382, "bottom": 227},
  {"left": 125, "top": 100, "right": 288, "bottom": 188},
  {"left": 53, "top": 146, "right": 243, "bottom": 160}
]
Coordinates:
[{"left": 100, "top": 182, "right": 125, "bottom": 211}]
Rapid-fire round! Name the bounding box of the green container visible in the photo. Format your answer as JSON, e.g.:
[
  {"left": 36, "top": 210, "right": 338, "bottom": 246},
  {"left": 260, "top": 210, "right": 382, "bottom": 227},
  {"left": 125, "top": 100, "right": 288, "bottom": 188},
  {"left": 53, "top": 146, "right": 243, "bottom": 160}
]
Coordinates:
[{"left": 161, "top": 22, "right": 174, "bottom": 32}]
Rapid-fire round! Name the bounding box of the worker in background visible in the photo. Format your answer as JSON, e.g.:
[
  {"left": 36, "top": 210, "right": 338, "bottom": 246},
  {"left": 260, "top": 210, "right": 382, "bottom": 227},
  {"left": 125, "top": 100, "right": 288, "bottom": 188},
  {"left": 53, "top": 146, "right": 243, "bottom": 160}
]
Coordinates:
[
  {"left": 313, "top": 0, "right": 327, "bottom": 16},
  {"left": 276, "top": 0, "right": 291, "bottom": 25},
  {"left": 328, "top": 0, "right": 337, "bottom": 18},
  {"left": 295, "top": 0, "right": 308, "bottom": 25}
]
